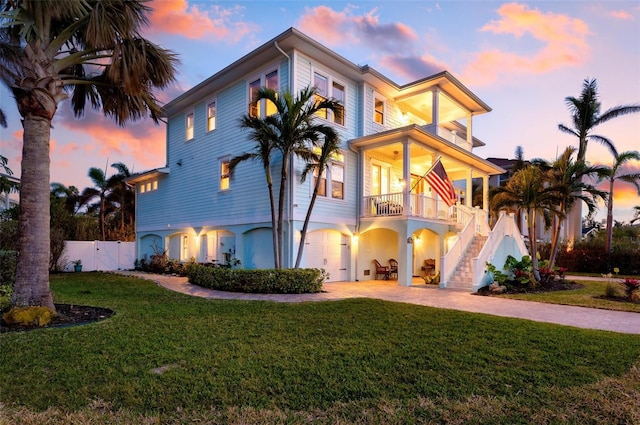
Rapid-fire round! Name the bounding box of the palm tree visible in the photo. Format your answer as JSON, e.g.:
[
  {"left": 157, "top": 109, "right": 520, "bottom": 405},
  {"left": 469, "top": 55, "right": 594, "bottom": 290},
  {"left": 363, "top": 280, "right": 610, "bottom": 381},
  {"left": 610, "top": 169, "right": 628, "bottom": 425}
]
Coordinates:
[
  {"left": 232, "top": 86, "right": 341, "bottom": 268},
  {"left": 491, "top": 165, "right": 558, "bottom": 281},
  {"left": 558, "top": 78, "right": 640, "bottom": 244},
  {"left": 82, "top": 166, "right": 112, "bottom": 241},
  {"left": 295, "top": 134, "right": 340, "bottom": 268},
  {"left": 601, "top": 150, "right": 640, "bottom": 258},
  {"left": 0, "top": 1, "right": 177, "bottom": 310},
  {"left": 107, "top": 162, "right": 135, "bottom": 241},
  {"left": 631, "top": 206, "right": 640, "bottom": 225},
  {"left": 532, "top": 147, "right": 607, "bottom": 269}
]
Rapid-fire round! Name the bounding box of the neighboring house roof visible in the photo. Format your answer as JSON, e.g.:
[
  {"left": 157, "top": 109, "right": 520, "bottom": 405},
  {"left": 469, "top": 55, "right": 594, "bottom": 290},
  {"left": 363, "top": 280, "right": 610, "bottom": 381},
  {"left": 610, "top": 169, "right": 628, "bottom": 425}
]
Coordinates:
[{"left": 163, "top": 27, "right": 492, "bottom": 120}]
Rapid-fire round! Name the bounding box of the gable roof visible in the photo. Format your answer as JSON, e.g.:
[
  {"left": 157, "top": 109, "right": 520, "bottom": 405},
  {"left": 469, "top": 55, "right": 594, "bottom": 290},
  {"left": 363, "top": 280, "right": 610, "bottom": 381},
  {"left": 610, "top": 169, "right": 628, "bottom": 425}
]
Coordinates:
[{"left": 162, "top": 27, "right": 491, "bottom": 117}]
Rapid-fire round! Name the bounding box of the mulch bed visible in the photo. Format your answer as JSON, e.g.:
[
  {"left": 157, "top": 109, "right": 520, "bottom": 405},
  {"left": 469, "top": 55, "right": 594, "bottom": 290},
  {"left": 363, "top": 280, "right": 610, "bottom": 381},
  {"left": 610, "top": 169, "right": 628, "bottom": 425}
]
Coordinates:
[
  {"left": 475, "top": 280, "right": 584, "bottom": 296},
  {"left": 0, "top": 304, "right": 114, "bottom": 333}
]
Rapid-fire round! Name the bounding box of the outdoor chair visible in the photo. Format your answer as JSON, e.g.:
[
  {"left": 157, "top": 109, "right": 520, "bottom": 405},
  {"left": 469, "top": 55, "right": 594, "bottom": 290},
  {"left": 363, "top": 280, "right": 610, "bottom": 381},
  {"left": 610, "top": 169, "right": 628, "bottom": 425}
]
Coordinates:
[
  {"left": 388, "top": 259, "right": 398, "bottom": 279},
  {"left": 373, "top": 259, "right": 390, "bottom": 280}
]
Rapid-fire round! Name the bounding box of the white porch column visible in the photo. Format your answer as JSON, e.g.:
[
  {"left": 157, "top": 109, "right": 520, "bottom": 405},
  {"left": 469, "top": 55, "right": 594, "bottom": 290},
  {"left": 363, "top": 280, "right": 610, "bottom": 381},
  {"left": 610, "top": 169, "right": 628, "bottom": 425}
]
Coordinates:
[
  {"left": 482, "top": 175, "right": 489, "bottom": 212},
  {"left": 397, "top": 228, "right": 413, "bottom": 287},
  {"left": 466, "top": 169, "right": 473, "bottom": 207},
  {"left": 466, "top": 113, "right": 473, "bottom": 151},
  {"left": 432, "top": 88, "right": 440, "bottom": 127},
  {"left": 402, "top": 140, "right": 411, "bottom": 215}
]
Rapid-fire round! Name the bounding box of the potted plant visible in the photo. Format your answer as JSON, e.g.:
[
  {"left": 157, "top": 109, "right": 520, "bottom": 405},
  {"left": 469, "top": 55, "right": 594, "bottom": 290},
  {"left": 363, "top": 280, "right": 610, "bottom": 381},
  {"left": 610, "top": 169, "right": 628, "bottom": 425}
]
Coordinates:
[{"left": 72, "top": 259, "right": 82, "bottom": 272}]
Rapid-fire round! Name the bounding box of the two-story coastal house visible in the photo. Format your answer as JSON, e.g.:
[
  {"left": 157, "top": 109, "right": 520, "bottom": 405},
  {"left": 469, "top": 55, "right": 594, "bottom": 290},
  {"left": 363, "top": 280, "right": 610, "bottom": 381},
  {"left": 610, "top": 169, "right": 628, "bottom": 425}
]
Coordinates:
[{"left": 128, "top": 28, "right": 528, "bottom": 291}]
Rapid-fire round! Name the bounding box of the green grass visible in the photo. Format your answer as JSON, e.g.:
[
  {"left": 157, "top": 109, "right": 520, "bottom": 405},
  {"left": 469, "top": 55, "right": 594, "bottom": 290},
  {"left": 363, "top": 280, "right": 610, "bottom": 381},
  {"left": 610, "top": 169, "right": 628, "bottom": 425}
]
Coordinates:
[
  {"left": 499, "top": 280, "right": 640, "bottom": 312},
  {"left": 1, "top": 273, "right": 639, "bottom": 424}
]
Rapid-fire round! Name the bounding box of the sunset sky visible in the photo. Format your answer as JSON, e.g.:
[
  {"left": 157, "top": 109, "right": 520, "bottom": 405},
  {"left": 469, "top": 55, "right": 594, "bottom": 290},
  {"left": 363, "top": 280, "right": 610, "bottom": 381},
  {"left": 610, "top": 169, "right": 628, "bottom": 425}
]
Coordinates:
[{"left": 1, "top": 0, "right": 639, "bottom": 222}]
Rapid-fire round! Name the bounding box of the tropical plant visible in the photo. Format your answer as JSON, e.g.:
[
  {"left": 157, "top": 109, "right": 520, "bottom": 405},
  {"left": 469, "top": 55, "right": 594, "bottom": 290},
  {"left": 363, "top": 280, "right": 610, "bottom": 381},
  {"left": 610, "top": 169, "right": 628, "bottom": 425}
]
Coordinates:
[
  {"left": 491, "top": 165, "right": 558, "bottom": 281},
  {"left": 107, "top": 162, "right": 135, "bottom": 241},
  {"left": 630, "top": 206, "right": 640, "bottom": 225},
  {"left": 531, "top": 147, "right": 607, "bottom": 269},
  {"left": 295, "top": 134, "right": 341, "bottom": 268},
  {"left": 81, "top": 166, "right": 111, "bottom": 241},
  {"left": 601, "top": 150, "right": 640, "bottom": 260},
  {"left": 0, "top": 0, "right": 178, "bottom": 310},
  {"left": 558, "top": 78, "right": 640, "bottom": 243},
  {"left": 231, "top": 86, "right": 341, "bottom": 268}
]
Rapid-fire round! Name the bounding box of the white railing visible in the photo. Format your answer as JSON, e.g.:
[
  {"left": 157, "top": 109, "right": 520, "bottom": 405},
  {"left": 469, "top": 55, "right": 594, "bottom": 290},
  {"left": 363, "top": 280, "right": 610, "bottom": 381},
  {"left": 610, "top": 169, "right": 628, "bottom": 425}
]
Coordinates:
[
  {"left": 471, "top": 212, "right": 529, "bottom": 291},
  {"left": 363, "top": 192, "right": 404, "bottom": 217},
  {"left": 440, "top": 213, "right": 477, "bottom": 286},
  {"left": 456, "top": 204, "right": 489, "bottom": 236}
]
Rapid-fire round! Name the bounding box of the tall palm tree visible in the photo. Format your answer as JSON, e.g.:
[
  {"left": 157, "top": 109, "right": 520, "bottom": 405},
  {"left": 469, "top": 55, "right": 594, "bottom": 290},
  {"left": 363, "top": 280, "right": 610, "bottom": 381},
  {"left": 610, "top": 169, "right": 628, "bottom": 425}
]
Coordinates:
[
  {"left": 50, "top": 182, "right": 82, "bottom": 215},
  {"left": 601, "top": 150, "right": 640, "bottom": 258},
  {"left": 532, "top": 147, "right": 607, "bottom": 269},
  {"left": 295, "top": 134, "right": 340, "bottom": 268},
  {"left": 0, "top": 0, "right": 177, "bottom": 310},
  {"left": 82, "top": 166, "right": 111, "bottom": 241},
  {"left": 558, "top": 78, "right": 640, "bottom": 245},
  {"left": 107, "top": 162, "right": 134, "bottom": 241},
  {"left": 491, "top": 165, "right": 558, "bottom": 281},
  {"left": 232, "top": 86, "right": 341, "bottom": 268}
]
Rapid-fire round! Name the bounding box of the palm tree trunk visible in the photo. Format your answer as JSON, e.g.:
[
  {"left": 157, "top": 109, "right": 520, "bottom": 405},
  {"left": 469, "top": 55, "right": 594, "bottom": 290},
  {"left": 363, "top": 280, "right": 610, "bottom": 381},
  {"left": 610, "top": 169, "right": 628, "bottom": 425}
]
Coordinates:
[
  {"left": 12, "top": 115, "right": 55, "bottom": 311},
  {"left": 604, "top": 178, "right": 615, "bottom": 269},
  {"left": 548, "top": 203, "right": 564, "bottom": 270},
  {"left": 276, "top": 155, "right": 289, "bottom": 269},
  {"left": 265, "top": 167, "right": 279, "bottom": 269},
  {"left": 528, "top": 210, "right": 541, "bottom": 282}
]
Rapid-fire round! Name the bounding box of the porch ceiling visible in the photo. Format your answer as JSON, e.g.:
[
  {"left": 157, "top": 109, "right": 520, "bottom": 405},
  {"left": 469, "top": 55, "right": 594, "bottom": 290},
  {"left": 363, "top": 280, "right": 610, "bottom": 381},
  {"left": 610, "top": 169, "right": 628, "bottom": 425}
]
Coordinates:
[{"left": 350, "top": 125, "right": 505, "bottom": 176}]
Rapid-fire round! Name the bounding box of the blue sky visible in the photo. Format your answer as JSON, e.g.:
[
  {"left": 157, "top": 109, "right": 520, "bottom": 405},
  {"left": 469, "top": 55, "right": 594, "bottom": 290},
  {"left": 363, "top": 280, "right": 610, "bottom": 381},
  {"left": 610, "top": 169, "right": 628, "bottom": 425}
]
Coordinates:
[{"left": 1, "top": 0, "right": 639, "bottom": 221}]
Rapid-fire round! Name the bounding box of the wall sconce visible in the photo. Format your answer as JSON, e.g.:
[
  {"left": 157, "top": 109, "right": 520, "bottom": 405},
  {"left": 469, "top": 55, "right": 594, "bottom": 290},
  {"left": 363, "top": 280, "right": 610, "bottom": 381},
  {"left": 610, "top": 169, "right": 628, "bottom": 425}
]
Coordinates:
[{"left": 406, "top": 237, "right": 413, "bottom": 244}]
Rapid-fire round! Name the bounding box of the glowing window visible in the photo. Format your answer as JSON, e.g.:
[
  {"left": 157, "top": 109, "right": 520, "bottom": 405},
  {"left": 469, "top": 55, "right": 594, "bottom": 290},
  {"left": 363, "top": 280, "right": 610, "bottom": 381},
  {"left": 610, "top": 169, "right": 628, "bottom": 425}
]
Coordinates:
[{"left": 207, "top": 100, "right": 216, "bottom": 131}]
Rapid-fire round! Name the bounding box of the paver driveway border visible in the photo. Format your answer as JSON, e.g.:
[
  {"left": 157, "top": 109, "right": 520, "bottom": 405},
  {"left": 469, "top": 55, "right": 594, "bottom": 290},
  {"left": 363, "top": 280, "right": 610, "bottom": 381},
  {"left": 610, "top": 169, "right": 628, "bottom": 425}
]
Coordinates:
[{"left": 122, "top": 272, "right": 640, "bottom": 335}]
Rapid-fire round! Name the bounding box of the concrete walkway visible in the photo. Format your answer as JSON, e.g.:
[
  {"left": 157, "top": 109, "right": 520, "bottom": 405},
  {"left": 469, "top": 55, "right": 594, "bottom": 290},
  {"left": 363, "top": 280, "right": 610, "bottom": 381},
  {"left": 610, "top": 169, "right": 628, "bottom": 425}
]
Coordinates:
[{"left": 123, "top": 272, "right": 640, "bottom": 335}]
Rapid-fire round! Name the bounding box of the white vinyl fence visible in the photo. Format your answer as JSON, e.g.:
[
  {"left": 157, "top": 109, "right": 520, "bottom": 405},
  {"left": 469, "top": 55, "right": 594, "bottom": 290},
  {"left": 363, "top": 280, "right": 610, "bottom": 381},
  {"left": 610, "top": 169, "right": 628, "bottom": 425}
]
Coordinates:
[{"left": 62, "top": 241, "right": 135, "bottom": 272}]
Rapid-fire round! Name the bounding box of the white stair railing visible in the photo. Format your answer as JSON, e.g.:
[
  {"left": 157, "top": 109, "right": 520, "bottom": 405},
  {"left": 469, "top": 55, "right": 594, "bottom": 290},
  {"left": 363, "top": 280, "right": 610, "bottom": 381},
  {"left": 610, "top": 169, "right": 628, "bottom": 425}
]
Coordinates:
[
  {"left": 440, "top": 213, "right": 477, "bottom": 287},
  {"left": 471, "top": 212, "right": 529, "bottom": 291}
]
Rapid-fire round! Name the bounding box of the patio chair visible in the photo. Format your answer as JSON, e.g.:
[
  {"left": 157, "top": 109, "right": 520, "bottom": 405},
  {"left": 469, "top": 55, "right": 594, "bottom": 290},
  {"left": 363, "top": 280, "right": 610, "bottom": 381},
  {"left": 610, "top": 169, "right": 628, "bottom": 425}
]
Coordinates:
[
  {"left": 388, "top": 259, "right": 398, "bottom": 279},
  {"left": 422, "top": 259, "right": 436, "bottom": 276},
  {"left": 373, "top": 260, "right": 390, "bottom": 280}
]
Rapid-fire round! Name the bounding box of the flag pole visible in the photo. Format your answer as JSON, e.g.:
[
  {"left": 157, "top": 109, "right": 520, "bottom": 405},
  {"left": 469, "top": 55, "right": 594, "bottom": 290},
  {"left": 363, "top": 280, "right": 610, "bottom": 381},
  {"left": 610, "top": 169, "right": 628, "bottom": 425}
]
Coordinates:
[{"left": 409, "top": 156, "right": 441, "bottom": 193}]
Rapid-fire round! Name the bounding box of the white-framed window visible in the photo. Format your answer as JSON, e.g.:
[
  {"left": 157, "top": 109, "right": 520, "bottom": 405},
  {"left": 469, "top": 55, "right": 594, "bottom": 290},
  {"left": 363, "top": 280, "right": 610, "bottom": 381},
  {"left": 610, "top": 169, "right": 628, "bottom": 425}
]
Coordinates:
[
  {"left": 186, "top": 111, "right": 194, "bottom": 140},
  {"left": 220, "top": 160, "right": 230, "bottom": 191},
  {"left": 182, "top": 235, "right": 189, "bottom": 261},
  {"left": 313, "top": 71, "right": 346, "bottom": 126},
  {"left": 373, "top": 94, "right": 385, "bottom": 125},
  {"left": 139, "top": 180, "right": 158, "bottom": 194},
  {"left": 312, "top": 148, "right": 345, "bottom": 200},
  {"left": 207, "top": 100, "right": 216, "bottom": 132},
  {"left": 249, "top": 69, "right": 278, "bottom": 118},
  {"left": 371, "top": 162, "right": 390, "bottom": 196}
]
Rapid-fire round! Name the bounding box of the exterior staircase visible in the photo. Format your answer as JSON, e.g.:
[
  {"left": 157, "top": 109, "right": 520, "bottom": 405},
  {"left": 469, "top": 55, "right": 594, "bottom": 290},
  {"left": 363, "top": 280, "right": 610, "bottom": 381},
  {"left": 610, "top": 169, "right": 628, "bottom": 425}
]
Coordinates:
[{"left": 446, "top": 235, "right": 487, "bottom": 290}]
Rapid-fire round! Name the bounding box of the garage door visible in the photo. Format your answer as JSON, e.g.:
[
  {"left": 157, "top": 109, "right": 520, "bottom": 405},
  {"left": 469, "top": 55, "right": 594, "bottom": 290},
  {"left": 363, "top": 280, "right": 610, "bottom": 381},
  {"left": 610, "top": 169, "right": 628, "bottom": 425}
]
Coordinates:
[{"left": 303, "top": 230, "right": 348, "bottom": 282}]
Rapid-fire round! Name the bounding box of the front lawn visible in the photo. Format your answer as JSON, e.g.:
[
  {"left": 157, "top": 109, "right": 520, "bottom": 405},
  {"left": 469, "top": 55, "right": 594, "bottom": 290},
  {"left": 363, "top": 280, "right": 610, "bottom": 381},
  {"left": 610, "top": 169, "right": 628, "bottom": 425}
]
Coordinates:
[
  {"left": 1, "top": 273, "right": 639, "bottom": 424},
  {"left": 498, "top": 279, "right": 640, "bottom": 312}
]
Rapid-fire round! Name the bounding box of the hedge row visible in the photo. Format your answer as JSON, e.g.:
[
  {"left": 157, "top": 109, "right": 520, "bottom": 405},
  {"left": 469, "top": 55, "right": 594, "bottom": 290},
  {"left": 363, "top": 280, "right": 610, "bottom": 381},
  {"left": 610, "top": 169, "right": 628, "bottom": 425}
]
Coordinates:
[
  {"left": 0, "top": 251, "right": 17, "bottom": 287},
  {"left": 187, "top": 265, "right": 326, "bottom": 294},
  {"left": 538, "top": 242, "right": 640, "bottom": 275}
]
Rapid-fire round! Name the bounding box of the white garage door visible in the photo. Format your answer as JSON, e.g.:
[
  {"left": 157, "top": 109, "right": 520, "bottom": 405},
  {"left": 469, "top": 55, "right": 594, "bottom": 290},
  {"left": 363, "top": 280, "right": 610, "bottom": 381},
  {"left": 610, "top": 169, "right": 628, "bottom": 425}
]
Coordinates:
[{"left": 303, "top": 230, "right": 348, "bottom": 282}]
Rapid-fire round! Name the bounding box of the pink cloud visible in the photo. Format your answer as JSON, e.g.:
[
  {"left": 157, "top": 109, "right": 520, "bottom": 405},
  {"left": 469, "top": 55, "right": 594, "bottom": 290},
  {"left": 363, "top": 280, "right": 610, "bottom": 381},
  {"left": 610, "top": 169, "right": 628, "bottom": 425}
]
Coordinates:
[
  {"left": 461, "top": 3, "right": 591, "bottom": 86},
  {"left": 378, "top": 54, "right": 448, "bottom": 82},
  {"left": 610, "top": 10, "right": 634, "bottom": 20},
  {"left": 298, "top": 6, "right": 418, "bottom": 53},
  {"left": 147, "top": 0, "right": 256, "bottom": 42}
]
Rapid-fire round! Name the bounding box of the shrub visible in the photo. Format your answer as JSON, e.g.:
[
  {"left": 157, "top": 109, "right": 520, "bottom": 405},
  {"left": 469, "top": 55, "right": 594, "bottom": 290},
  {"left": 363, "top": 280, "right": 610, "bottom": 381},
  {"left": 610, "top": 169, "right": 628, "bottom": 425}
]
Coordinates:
[
  {"left": 0, "top": 250, "right": 17, "bottom": 288},
  {"left": 188, "top": 265, "right": 325, "bottom": 294},
  {"left": 620, "top": 278, "right": 640, "bottom": 300},
  {"left": 3, "top": 306, "right": 55, "bottom": 327}
]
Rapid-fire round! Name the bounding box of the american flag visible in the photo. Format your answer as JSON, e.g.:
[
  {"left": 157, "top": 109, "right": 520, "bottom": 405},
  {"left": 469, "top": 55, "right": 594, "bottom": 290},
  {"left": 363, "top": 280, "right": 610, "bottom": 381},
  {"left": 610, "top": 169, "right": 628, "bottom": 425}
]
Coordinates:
[{"left": 426, "top": 159, "right": 457, "bottom": 207}]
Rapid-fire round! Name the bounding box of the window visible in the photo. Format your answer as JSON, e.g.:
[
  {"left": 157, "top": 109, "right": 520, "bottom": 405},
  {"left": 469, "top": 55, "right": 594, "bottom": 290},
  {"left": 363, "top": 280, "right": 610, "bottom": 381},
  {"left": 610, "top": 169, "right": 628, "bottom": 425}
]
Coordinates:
[
  {"left": 312, "top": 148, "right": 344, "bottom": 200},
  {"left": 249, "top": 70, "right": 278, "bottom": 118},
  {"left": 220, "top": 161, "right": 230, "bottom": 191},
  {"left": 186, "top": 112, "right": 194, "bottom": 140},
  {"left": 371, "top": 164, "right": 389, "bottom": 196},
  {"left": 139, "top": 180, "right": 158, "bottom": 194},
  {"left": 207, "top": 100, "right": 216, "bottom": 131},
  {"left": 182, "top": 235, "right": 189, "bottom": 261},
  {"left": 313, "top": 71, "right": 346, "bottom": 125},
  {"left": 374, "top": 96, "right": 385, "bottom": 124}
]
